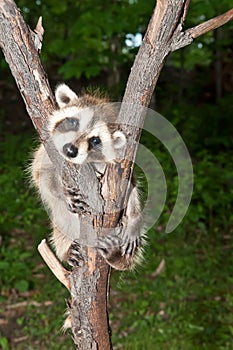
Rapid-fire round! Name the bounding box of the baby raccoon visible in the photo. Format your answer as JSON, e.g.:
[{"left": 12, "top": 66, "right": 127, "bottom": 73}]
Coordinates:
[{"left": 31, "top": 84, "right": 144, "bottom": 270}]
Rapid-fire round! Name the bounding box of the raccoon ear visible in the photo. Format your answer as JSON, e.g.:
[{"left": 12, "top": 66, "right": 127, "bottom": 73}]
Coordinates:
[
  {"left": 113, "top": 130, "right": 127, "bottom": 149},
  {"left": 55, "top": 84, "right": 78, "bottom": 108}
]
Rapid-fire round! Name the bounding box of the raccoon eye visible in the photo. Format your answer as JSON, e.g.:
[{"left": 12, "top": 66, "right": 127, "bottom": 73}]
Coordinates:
[
  {"left": 63, "top": 143, "right": 78, "bottom": 158},
  {"left": 64, "top": 117, "right": 79, "bottom": 131},
  {"left": 88, "top": 136, "right": 101, "bottom": 149},
  {"left": 56, "top": 117, "right": 79, "bottom": 133}
]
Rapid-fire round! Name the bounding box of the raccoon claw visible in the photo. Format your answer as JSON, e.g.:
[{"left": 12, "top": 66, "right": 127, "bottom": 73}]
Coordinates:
[
  {"left": 64, "top": 186, "right": 90, "bottom": 214},
  {"left": 67, "top": 240, "right": 85, "bottom": 267},
  {"left": 121, "top": 236, "right": 140, "bottom": 256},
  {"left": 97, "top": 234, "right": 140, "bottom": 257}
]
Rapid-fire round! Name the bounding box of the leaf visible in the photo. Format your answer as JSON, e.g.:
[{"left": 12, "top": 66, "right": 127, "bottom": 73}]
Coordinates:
[{"left": 14, "top": 279, "right": 30, "bottom": 293}]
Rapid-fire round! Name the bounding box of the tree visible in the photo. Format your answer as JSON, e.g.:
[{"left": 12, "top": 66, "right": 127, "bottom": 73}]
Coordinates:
[{"left": 0, "top": 0, "right": 232, "bottom": 348}]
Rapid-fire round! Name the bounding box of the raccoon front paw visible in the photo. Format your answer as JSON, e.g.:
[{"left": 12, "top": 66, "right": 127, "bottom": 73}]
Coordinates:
[
  {"left": 97, "top": 235, "right": 122, "bottom": 254},
  {"left": 67, "top": 240, "right": 86, "bottom": 267},
  {"left": 97, "top": 235, "right": 126, "bottom": 270},
  {"left": 64, "top": 186, "right": 90, "bottom": 214},
  {"left": 121, "top": 235, "right": 141, "bottom": 257},
  {"left": 120, "top": 220, "right": 142, "bottom": 257}
]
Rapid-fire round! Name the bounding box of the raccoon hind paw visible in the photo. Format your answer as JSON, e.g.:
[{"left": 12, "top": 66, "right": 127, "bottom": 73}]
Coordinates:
[{"left": 67, "top": 240, "right": 86, "bottom": 267}]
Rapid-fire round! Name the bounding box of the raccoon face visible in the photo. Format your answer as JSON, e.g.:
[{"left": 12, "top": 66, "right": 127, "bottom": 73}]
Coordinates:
[{"left": 49, "top": 84, "right": 126, "bottom": 164}]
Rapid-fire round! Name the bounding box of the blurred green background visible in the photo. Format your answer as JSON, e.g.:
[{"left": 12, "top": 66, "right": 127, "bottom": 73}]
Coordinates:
[{"left": 0, "top": 1, "right": 233, "bottom": 349}]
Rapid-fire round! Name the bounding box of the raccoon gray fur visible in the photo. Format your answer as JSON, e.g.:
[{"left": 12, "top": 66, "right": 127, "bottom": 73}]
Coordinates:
[{"left": 31, "top": 84, "right": 144, "bottom": 270}]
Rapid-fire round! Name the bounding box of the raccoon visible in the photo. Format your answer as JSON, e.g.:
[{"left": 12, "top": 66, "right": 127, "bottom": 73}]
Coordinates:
[{"left": 31, "top": 84, "right": 144, "bottom": 270}]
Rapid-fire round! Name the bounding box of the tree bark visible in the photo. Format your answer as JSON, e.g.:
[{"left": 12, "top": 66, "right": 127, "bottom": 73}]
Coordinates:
[{"left": 0, "top": 0, "right": 232, "bottom": 349}]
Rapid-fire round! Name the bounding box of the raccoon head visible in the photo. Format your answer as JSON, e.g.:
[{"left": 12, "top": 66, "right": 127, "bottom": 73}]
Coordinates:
[{"left": 49, "top": 84, "right": 126, "bottom": 164}]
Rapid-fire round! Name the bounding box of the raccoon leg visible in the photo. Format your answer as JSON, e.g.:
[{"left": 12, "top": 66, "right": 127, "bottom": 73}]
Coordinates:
[
  {"left": 65, "top": 185, "right": 143, "bottom": 270},
  {"left": 63, "top": 185, "right": 91, "bottom": 214},
  {"left": 66, "top": 234, "right": 139, "bottom": 271},
  {"left": 50, "top": 225, "right": 73, "bottom": 262},
  {"left": 121, "top": 185, "right": 143, "bottom": 256},
  {"left": 67, "top": 236, "right": 126, "bottom": 269},
  {"left": 97, "top": 186, "right": 143, "bottom": 270},
  {"left": 66, "top": 240, "right": 86, "bottom": 267},
  {"left": 96, "top": 235, "right": 136, "bottom": 270},
  {"left": 96, "top": 235, "right": 122, "bottom": 269}
]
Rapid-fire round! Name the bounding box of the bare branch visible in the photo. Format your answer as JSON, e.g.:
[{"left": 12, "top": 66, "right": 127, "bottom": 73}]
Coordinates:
[
  {"left": 33, "top": 16, "right": 44, "bottom": 53},
  {"left": 0, "top": 0, "right": 54, "bottom": 133},
  {"left": 38, "top": 239, "right": 71, "bottom": 290},
  {"left": 6, "top": 300, "right": 53, "bottom": 310},
  {"left": 171, "top": 7, "right": 233, "bottom": 51},
  {"left": 151, "top": 259, "right": 166, "bottom": 278},
  {"left": 34, "top": 16, "right": 44, "bottom": 37},
  {"left": 189, "top": 8, "right": 233, "bottom": 39},
  {"left": 181, "top": 0, "right": 191, "bottom": 26}
]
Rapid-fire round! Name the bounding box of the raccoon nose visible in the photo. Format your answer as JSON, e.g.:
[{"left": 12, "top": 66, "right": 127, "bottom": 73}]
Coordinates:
[{"left": 63, "top": 143, "right": 78, "bottom": 158}]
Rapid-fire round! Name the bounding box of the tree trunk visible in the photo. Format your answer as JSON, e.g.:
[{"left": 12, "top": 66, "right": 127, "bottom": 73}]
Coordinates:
[{"left": 0, "top": 0, "right": 232, "bottom": 348}]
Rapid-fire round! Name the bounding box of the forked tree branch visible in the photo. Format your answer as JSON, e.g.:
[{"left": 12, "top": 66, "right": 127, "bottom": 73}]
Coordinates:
[
  {"left": 188, "top": 7, "right": 233, "bottom": 39},
  {"left": 0, "top": 0, "right": 232, "bottom": 349},
  {"left": 171, "top": 7, "right": 233, "bottom": 51}
]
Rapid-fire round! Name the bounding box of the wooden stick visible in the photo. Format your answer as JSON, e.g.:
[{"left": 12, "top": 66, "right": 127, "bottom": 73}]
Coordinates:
[{"left": 38, "top": 239, "right": 70, "bottom": 291}]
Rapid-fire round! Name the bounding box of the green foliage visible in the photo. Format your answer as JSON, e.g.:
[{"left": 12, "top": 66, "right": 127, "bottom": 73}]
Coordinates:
[
  {"left": 1, "top": 0, "right": 230, "bottom": 85},
  {"left": 0, "top": 133, "right": 46, "bottom": 294},
  {"left": 0, "top": 134, "right": 45, "bottom": 235},
  {"left": 12, "top": 0, "right": 153, "bottom": 81},
  {"left": 139, "top": 127, "right": 233, "bottom": 236},
  {"left": 188, "top": 151, "right": 233, "bottom": 232},
  {"left": 0, "top": 337, "right": 9, "bottom": 350},
  {"left": 110, "top": 225, "right": 233, "bottom": 349}
]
